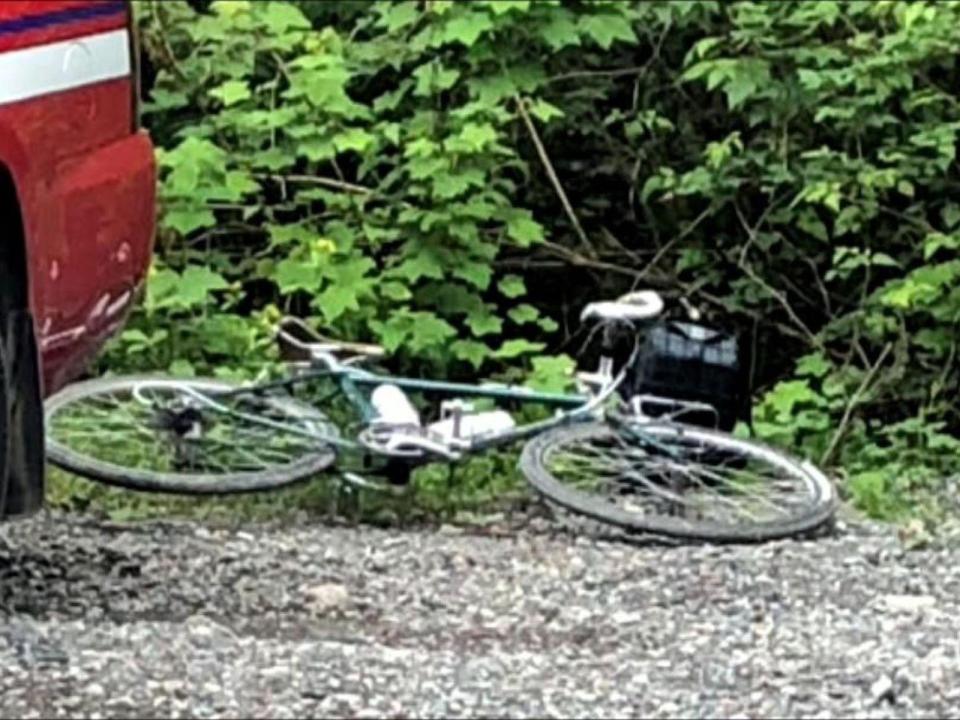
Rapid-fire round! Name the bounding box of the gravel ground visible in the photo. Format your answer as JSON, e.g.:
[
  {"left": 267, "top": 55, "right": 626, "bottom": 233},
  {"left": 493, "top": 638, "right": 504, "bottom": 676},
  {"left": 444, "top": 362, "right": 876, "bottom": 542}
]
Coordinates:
[{"left": 1, "top": 509, "right": 960, "bottom": 719}]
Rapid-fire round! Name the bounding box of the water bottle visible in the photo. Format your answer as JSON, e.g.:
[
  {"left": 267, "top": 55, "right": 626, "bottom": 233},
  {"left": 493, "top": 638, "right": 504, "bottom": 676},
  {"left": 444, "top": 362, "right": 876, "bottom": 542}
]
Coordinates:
[{"left": 370, "top": 384, "right": 421, "bottom": 427}]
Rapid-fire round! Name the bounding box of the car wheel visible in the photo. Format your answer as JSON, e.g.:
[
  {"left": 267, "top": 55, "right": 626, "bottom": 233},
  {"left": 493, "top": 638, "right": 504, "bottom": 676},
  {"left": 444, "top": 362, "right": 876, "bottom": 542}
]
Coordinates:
[
  {"left": 0, "top": 335, "right": 10, "bottom": 515},
  {"left": 1, "top": 309, "right": 44, "bottom": 518}
]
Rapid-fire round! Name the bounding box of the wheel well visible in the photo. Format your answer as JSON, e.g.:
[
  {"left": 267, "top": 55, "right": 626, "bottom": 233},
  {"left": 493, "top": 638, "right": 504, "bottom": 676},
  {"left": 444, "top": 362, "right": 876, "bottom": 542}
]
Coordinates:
[{"left": 0, "top": 164, "right": 28, "bottom": 314}]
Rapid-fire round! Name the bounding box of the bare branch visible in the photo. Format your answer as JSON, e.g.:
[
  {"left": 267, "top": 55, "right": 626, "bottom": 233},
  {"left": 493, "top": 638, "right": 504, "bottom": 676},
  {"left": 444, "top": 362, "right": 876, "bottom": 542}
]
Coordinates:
[
  {"left": 632, "top": 202, "right": 715, "bottom": 289},
  {"left": 514, "top": 94, "right": 593, "bottom": 252},
  {"left": 734, "top": 201, "right": 824, "bottom": 351},
  {"left": 254, "top": 173, "right": 373, "bottom": 196},
  {"left": 820, "top": 342, "right": 893, "bottom": 467}
]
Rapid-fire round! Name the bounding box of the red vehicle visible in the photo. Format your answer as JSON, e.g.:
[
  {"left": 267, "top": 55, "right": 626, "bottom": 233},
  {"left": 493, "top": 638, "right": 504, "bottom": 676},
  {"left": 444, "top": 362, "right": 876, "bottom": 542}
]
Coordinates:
[{"left": 0, "top": 0, "right": 156, "bottom": 519}]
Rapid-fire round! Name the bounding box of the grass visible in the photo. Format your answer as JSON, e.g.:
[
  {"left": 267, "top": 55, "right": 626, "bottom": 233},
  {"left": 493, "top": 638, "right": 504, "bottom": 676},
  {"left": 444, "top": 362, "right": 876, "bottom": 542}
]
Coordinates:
[{"left": 44, "top": 449, "right": 533, "bottom": 529}]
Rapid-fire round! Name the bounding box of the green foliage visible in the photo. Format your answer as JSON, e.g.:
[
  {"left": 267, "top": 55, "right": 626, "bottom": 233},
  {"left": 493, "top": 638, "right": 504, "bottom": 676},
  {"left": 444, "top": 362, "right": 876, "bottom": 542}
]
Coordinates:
[
  {"left": 124, "top": 0, "right": 641, "bottom": 382},
  {"left": 109, "top": 0, "right": 960, "bottom": 526}
]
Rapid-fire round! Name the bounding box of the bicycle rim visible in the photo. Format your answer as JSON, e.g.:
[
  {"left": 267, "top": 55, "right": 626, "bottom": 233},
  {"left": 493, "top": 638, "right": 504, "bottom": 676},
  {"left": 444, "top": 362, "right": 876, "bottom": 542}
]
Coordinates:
[{"left": 520, "top": 420, "right": 837, "bottom": 542}]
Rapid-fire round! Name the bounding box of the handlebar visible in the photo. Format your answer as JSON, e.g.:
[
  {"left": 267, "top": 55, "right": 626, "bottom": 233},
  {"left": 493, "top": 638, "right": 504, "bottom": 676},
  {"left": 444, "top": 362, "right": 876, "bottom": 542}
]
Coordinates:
[{"left": 276, "top": 316, "right": 385, "bottom": 362}]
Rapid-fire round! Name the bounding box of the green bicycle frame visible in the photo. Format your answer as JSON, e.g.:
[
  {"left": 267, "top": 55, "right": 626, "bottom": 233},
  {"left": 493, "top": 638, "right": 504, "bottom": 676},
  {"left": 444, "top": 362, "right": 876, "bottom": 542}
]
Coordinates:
[
  {"left": 318, "top": 363, "right": 594, "bottom": 453},
  {"left": 208, "top": 339, "right": 639, "bottom": 458}
]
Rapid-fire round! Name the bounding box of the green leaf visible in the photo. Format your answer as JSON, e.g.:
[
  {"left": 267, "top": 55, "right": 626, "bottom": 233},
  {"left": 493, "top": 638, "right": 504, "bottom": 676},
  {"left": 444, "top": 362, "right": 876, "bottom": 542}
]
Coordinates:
[
  {"left": 540, "top": 11, "right": 580, "bottom": 51},
  {"left": 142, "top": 88, "right": 188, "bottom": 115},
  {"left": 442, "top": 11, "right": 494, "bottom": 46},
  {"left": 686, "top": 36, "right": 724, "bottom": 64},
  {"left": 923, "top": 232, "right": 960, "bottom": 261},
  {"left": 320, "top": 255, "right": 375, "bottom": 284},
  {"left": 145, "top": 267, "right": 180, "bottom": 310},
  {"left": 764, "top": 380, "right": 822, "bottom": 419},
  {"left": 724, "top": 61, "right": 770, "bottom": 109},
  {"left": 498, "top": 274, "right": 526, "bottom": 298},
  {"left": 797, "top": 210, "right": 829, "bottom": 242},
  {"left": 378, "top": 1, "right": 420, "bottom": 32},
  {"left": 537, "top": 317, "right": 559, "bottom": 332},
  {"left": 486, "top": 0, "right": 530, "bottom": 14},
  {"left": 527, "top": 354, "right": 576, "bottom": 392},
  {"left": 298, "top": 138, "right": 336, "bottom": 162},
  {"left": 380, "top": 282, "right": 413, "bottom": 301},
  {"left": 394, "top": 249, "right": 446, "bottom": 282},
  {"left": 168, "top": 359, "right": 196, "bottom": 378},
  {"left": 210, "top": 79, "right": 251, "bottom": 107},
  {"left": 408, "top": 313, "right": 457, "bottom": 352},
  {"left": 942, "top": 204, "right": 960, "bottom": 230},
  {"left": 163, "top": 207, "right": 216, "bottom": 236},
  {"left": 466, "top": 307, "right": 503, "bottom": 336},
  {"left": 528, "top": 98, "right": 564, "bottom": 123},
  {"left": 418, "top": 282, "right": 482, "bottom": 315},
  {"left": 334, "top": 127, "right": 376, "bottom": 153},
  {"left": 427, "top": 0, "right": 454, "bottom": 14},
  {"left": 314, "top": 257, "right": 374, "bottom": 321},
  {"left": 468, "top": 74, "right": 517, "bottom": 104},
  {"left": 493, "top": 339, "right": 546, "bottom": 359},
  {"left": 451, "top": 339, "right": 489, "bottom": 369},
  {"left": 453, "top": 260, "right": 493, "bottom": 290},
  {"left": 897, "top": 180, "right": 915, "bottom": 197},
  {"left": 795, "top": 352, "right": 832, "bottom": 379},
  {"left": 450, "top": 122, "right": 498, "bottom": 152},
  {"left": 261, "top": 3, "right": 310, "bottom": 31},
  {"left": 315, "top": 284, "right": 359, "bottom": 322},
  {"left": 578, "top": 13, "right": 635, "bottom": 50},
  {"left": 178, "top": 266, "right": 229, "bottom": 306},
  {"left": 681, "top": 60, "right": 719, "bottom": 83},
  {"left": 508, "top": 304, "right": 540, "bottom": 324},
  {"left": 273, "top": 257, "right": 321, "bottom": 294},
  {"left": 431, "top": 169, "right": 485, "bottom": 199},
  {"left": 223, "top": 171, "right": 258, "bottom": 199},
  {"left": 506, "top": 213, "right": 545, "bottom": 246},
  {"left": 413, "top": 62, "right": 461, "bottom": 96}
]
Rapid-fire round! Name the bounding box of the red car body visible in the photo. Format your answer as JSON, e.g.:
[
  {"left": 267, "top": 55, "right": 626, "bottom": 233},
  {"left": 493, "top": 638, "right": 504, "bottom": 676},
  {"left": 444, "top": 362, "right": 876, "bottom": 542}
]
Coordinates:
[{"left": 0, "top": 0, "right": 155, "bottom": 395}]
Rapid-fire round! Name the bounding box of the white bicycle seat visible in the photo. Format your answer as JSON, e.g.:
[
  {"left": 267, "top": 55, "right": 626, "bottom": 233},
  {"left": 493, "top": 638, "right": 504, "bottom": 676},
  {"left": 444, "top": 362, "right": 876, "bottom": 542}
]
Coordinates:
[{"left": 580, "top": 290, "right": 665, "bottom": 324}]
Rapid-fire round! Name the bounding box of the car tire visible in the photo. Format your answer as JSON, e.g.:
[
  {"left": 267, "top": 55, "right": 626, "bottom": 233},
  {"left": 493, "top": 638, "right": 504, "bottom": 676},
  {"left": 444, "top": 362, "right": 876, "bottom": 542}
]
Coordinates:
[
  {"left": 0, "top": 334, "right": 10, "bottom": 515},
  {"left": 1, "top": 308, "right": 44, "bottom": 519}
]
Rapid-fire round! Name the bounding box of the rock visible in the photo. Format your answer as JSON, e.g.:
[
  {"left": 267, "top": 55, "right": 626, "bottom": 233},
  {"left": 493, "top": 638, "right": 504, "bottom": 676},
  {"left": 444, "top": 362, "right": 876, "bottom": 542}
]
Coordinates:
[
  {"left": 881, "top": 594, "right": 937, "bottom": 613},
  {"left": 303, "top": 583, "right": 351, "bottom": 615},
  {"left": 870, "top": 675, "right": 896, "bottom": 705}
]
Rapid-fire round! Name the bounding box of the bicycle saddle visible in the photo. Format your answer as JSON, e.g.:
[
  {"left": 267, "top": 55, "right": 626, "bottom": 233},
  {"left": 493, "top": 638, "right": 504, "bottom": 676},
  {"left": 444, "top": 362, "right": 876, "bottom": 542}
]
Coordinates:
[{"left": 580, "top": 290, "right": 665, "bottom": 324}]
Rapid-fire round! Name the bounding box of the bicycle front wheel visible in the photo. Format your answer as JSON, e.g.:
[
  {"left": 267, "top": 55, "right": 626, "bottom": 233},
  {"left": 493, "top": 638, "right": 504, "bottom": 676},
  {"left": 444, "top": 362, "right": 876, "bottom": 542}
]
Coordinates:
[
  {"left": 45, "top": 375, "right": 339, "bottom": 495},
  {"left": 520, "top": 420, "right": 837, "bottom": 542}
]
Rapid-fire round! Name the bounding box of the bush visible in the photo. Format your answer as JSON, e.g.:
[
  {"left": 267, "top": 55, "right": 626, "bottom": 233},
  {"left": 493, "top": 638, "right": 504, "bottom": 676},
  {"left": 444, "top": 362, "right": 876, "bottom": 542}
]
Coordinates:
[{"left": 105, "top": 0, "right": 960, "bottom": 523}]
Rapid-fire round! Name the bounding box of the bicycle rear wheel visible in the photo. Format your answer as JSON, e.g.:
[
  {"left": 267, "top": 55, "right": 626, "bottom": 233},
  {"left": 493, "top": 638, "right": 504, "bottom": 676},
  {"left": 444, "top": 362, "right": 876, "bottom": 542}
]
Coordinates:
[
  {"left": 45, "top": 375, "right": 339, "bottom": 495},
  {"left": 520, "top": 420, "right": 837, "bottom": 542}
]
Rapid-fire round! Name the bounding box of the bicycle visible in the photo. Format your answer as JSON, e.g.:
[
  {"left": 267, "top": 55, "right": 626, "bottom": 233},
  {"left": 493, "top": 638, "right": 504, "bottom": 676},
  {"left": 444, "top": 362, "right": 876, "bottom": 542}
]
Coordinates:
[{"left": 44, "top": 291, "right": 838, "bottom": 542}]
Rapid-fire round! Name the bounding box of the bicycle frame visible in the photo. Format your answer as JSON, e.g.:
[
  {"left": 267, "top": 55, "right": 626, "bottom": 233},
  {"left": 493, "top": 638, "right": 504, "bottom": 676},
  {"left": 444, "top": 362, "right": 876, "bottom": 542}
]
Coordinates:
[
  {"left": 187, "top": 337, "right": 640, "bottom": 465},
  {"left": 282, "top": 356, "right": 613, "bottom": 457}
]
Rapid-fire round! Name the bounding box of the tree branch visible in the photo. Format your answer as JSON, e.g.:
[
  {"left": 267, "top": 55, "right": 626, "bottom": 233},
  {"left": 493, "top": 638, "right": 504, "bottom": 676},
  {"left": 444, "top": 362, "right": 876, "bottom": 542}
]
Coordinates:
[
  {"left": 254, "top": 173, "right": 373, "bottom": 196},
  {"left": 514, "top": 94, "right": 593, "bottom": 252},
  {"left": 734, "top": 201, "right": 825, "bottom": 351},
  {"left": 820, "top": 342, "right": 893, "bottom": 467}
]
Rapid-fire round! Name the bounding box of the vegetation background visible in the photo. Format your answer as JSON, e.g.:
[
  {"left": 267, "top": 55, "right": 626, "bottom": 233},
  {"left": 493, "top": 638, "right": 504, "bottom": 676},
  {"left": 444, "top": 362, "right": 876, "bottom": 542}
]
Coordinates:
[{"left": 53, "top": 0, "right": 960, "bottom": 532}]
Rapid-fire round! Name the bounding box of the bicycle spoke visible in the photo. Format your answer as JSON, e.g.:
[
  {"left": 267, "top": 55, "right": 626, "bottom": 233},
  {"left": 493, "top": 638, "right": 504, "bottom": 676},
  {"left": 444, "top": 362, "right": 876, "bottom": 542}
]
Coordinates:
[
  {"left": 540, "top": 424, "right": 821, "bottom": 528},
  {"left": 48, "top": 381, "right": 338, "bottom": 479}
]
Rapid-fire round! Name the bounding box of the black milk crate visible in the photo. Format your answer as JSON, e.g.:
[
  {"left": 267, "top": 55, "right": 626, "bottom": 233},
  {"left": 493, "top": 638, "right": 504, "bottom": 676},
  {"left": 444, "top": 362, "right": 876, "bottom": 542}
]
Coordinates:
[{"left": 626, "top": 321, "right": 750, "bottom": 432}]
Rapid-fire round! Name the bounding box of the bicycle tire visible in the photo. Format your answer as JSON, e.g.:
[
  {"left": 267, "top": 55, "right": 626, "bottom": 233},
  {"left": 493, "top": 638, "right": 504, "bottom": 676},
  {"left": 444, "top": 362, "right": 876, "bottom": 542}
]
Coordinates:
[
  {"left": 520, "top": 420, "right": 837, "bottom": 543},
  {"left": 0, "top": 338, "right": 9, "bottom": 514},
  {"left": 45, "top": 374, "right": 338, "bottom": 495}
]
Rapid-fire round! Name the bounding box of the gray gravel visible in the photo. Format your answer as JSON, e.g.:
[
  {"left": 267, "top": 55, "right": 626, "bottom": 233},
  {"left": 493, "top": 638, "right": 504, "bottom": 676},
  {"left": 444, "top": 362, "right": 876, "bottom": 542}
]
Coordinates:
[{"left": 2, "top": 509, "right": 960, "bottom": 718}]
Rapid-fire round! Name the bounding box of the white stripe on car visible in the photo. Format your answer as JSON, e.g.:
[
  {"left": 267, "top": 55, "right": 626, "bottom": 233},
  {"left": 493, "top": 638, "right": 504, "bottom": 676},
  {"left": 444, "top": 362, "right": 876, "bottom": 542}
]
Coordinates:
[{"left": 0, "top": 29, "right": 130, "bottom": 107}]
